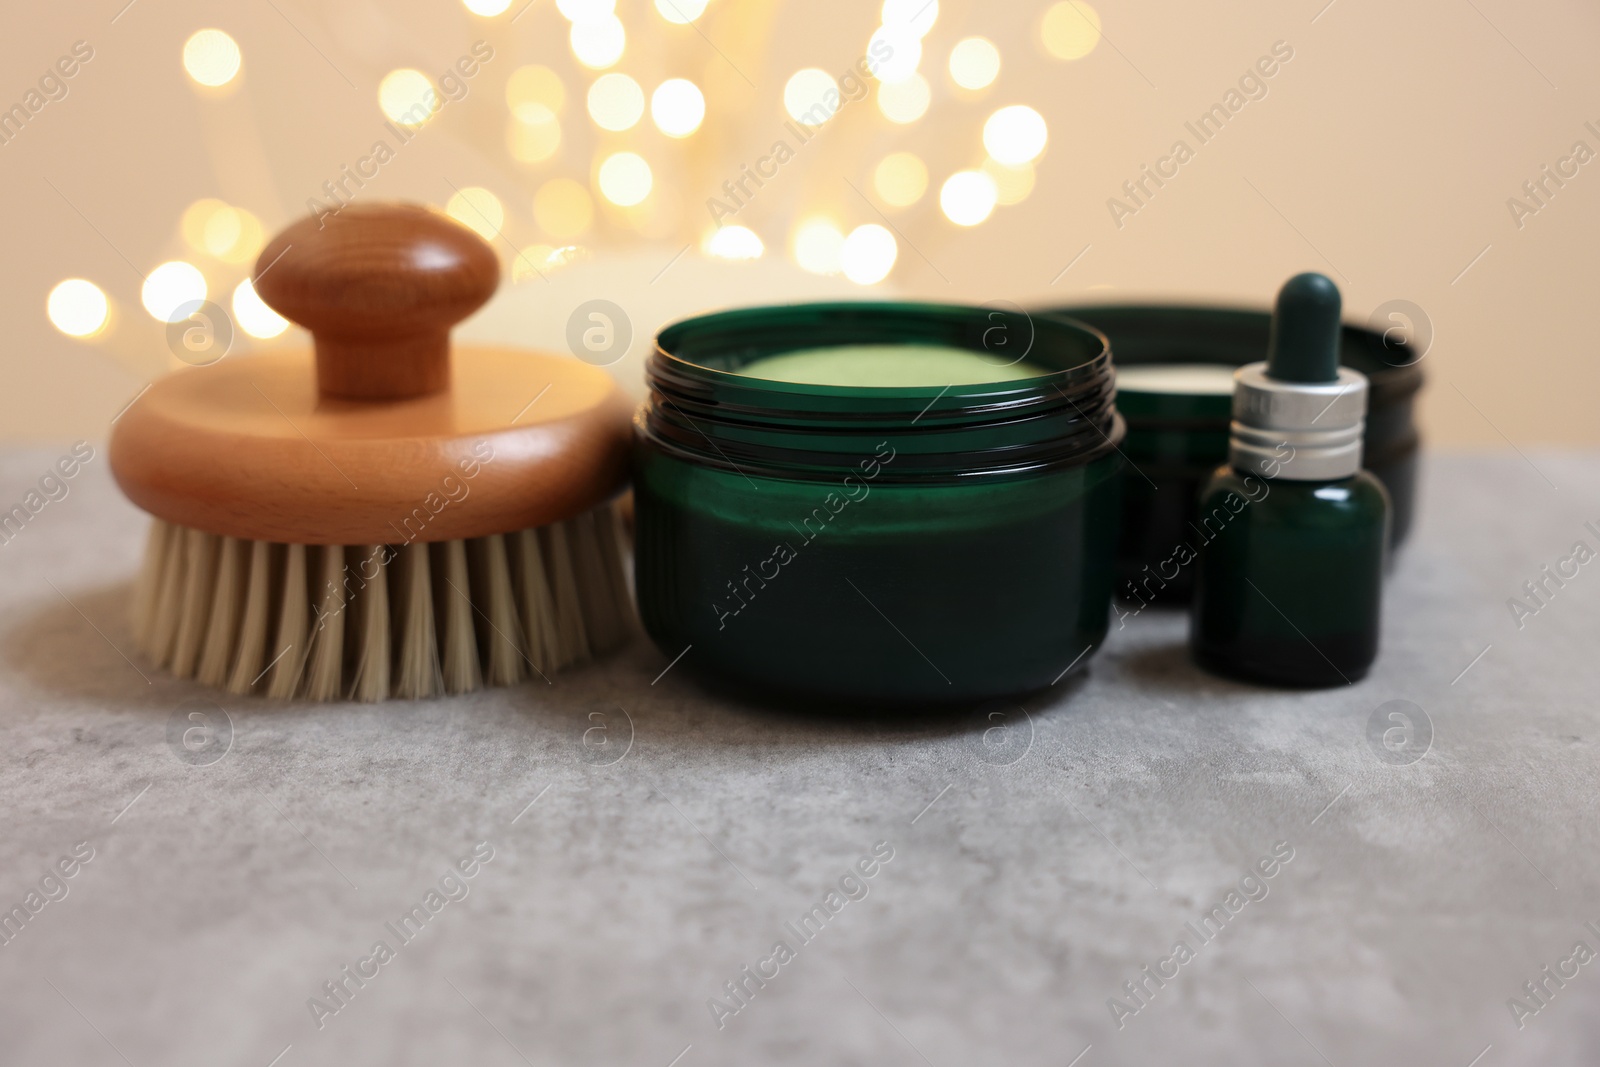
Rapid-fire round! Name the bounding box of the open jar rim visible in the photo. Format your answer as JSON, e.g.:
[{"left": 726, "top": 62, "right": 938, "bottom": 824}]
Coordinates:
[{"left": 641, "top": 301, "right": 1123, "bottom": 483}]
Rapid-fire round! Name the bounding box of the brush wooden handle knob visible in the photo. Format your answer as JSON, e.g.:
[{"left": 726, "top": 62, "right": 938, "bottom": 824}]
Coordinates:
[{"left": 253, "top": 202, "right": 499, "bottom": 401}]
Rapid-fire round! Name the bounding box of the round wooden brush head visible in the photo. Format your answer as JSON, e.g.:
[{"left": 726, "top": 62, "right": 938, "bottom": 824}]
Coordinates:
[{"left": 110, "top": 203, "right": 634, "bottom": 545}]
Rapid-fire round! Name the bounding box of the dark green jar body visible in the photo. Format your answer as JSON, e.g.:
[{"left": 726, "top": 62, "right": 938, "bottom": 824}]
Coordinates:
[
  {"left": 633, "top": 301, "right": 1126, "bottom": 706},
  {"left": 634, "top": 446, "right": 1121, "bottom": 703},
  {"left": 1190, "top": 467, "right": 1389, "bottom": 687}
]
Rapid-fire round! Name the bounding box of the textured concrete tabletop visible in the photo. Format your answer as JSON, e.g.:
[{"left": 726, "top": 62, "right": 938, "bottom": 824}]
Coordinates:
[{"left": 1, "top": 448, "right": 1597, "bottom": 1067}]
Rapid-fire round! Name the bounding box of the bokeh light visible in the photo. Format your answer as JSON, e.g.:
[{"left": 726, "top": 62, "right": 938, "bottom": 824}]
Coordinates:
[
  {"left": 463, "top": 0, "right": 513, "bottom": 13},
  {"left": 877, "top": 73, "right": 930, "bottom": 124},
  {"left": 873, "top": 152, "right": 928, "bottom": 207},
  {"left": 654, "top": 0, "right": 708, "bottom": 22},
  {"left": 587, "top": 72, "right": 644, "bottom": 131},
  {"left": 869, "top": 26, "right": 922, "bottom": 83},
  {"left": 949, "top": 37, "right": 1000, "bottom": 89},
  {"left": 182, "top": 29, "right": 241, "bottom": 87},
  {"left": 232, "top": 278, "right": 289, "bottom": 339},
  {"left": 792, "top": 218, "right": 845, "bottom": 275},
  {"left": 180, "top": 200, "right": 265, "bottom": 264},
  {"left": 704, "top": 226, "right": 764, "bottom": 259},
  {"left": 940, "top": 170, "right": 998, "bottom": 226},
  {"left": 507, "top": 65, "right": 566, "bottom": 118},
  {"left": 983, "top": 104, "right": 1048, "bottom": 165},
  {"left": 508, "top": 110, "right": 562, "bottom": 163},
  {"left": 840, "top": 224, "right": 897, "bottom": 285},
  {"left": 47, "top": 280, "right": 109, "bottom": 338},
  {"left": 141, "top": 261, "right": 207, "bottom": 324},
  {"left": 881, "top": 0, "right": 938, "bottom": 38},
  {"left": 571, "top": 17, "right": 626, "bottom": 69},
  {"left": 982, "top": 158, "right": 1036, "bottom": 205},
  {"left": 446, "top": 187, "right": 506, "bottom": 239},
  {"left": 651, "top": 78, "right": 705, "bottom": 137},
  {"left": 1042, "top": 1, "right": 1102, "bottom": 61},
  {"left": 534, "top": 178, "right": 594, "bottom": 238},
  {"left": 598, "top": 152, "right": 653, "bottom": 206},
  {"left": 557, "top": 0, "right": 615, "bottom": 19},
  {"left": 379, "top": 69, "right": 439, "bottom": 128},
  {"left": 784, "top": 69, "right": 838, "bottom": 126}
]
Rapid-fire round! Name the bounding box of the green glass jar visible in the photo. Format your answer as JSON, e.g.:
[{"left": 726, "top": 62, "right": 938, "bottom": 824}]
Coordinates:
[{"left": 633, "top": 302, "right": 1124, "bottom": 704}]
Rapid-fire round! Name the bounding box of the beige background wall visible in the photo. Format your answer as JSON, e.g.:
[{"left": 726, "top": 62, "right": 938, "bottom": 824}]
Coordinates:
[{"left": 3, "top": 0, "right": 1597, "bottom": 446}]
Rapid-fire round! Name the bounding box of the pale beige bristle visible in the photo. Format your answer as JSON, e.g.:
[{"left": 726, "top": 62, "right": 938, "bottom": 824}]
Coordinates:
[
  {"left": 145, "top": 523, "right": 188, "bottom": 666},
  {"left": 169, "top": 528, "right": 220, "bottom": 678},
  {"left": 512, "top": 528, "right": 560, "bottom": 675},
  {"left": 392, "top": 542, "right": 442, "bottom": 700},
  {"left": 131, "top": 501, "right": 633, "bottom": 701},
  {"left": 302, "top": 546, "right": 346, "bottom": 702},
  {"left": 435, "top": 539, "right": 482, "bottom": 695},
  {"left": 540, "top": 521, "right": 591, "bottom": 668},
  {"left": 348, "top": 545, "right": 391, "bottom": 703},
  {"left": 196, "top": 537, "right": 247, "bottom": 688},
  {"left": 473, "top": 535, "right": 527, "bottom": 687},
  {"left": 226, "top": 540, "right": 275, "bottom": 695},
  {"left": 265, "top": 544, "right": 311, "bottom": 699},
  {"left": 131, "top": 520, "right": 173, "bottom": 647},
  {"left": 568, "top": 510, "right": 633, "bottom": 654}
]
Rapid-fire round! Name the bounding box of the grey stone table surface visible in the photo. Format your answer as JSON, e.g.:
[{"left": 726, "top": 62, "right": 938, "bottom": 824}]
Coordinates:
[{"left": 1, "top": 447, "right": 1597, "bottom": 1067}]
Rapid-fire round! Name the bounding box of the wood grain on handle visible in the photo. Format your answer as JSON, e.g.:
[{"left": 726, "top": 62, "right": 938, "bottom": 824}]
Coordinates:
[{"left": 253, "top": 202, "right": 499, "bottom": 401}]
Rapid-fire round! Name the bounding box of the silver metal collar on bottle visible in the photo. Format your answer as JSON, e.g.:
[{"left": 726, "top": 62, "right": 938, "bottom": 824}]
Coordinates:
[{"left": 1228, "top": 362, "right": 1368, "bottom": 481}]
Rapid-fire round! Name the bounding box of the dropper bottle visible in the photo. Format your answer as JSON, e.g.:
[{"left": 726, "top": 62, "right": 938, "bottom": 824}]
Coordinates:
[{"left": 1190, "top": 272, "right": 1390, "bottom": 686}]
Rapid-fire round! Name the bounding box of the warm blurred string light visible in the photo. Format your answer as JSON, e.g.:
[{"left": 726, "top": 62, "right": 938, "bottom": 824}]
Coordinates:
[
  {"left": 141, "top": 261, "right": 207, "bottom": 323},
  {"left": 598, "top": 151, "right": 652, "bottom": 206},
  {"left": 379, "top": 69, "right": 439, "bottom": 127},
  {"left": 839, "top": 225, "right": 896, "bottom": 284},
  {"left": 507, "top": 65, "right": 566, "bottom": 116},
  {"left": 508, "top": 109, "right": 562, "bottom": 163},
  {"left": 557, "top": 0, "right": 615, "bottom": 19},
  {"left": 534, "top": 178, "right": 594, "bottom": 238},
  {"left": 1041, "top": 1, "right": 1102, "bottom": 60},
  {"left": 880, "top": 0, "right": 937, "bottom": 37},
  {"left": 651, "top": 78, "right": 704, "bottom": 137},
  {"left": 511, "top": 245, "right": 557, "bottom": 283},
  {"left": 446, "top": 187, "right": 506, "bottom": 239},
  {"left": 784, "top": 69, "right": 838, "bottom": 126},
  {"left": 872, "top": 152, "right": 928, "bottom": 207},
  {"left": 983, "top": 104, "right": 1047, "bottom": 165},
  {"left": 703, "top": 226, "right": 764, "bottom": 259},
  {"left": 182, "top": 28, "right": 241, "bottom": 87},
  {"left": 463, "top": 0, "right": 512, "bottom": 13},
  {"left": 231, "top": 278, "right": 289, "bottom": 338},
  {"left": 506, "top": 65, "right": 564, "bottom": 164},
  {"left": 180, "top": 199, "right": 265, "bottom": 264},
  {"left": 792, "top": 218, "right": 845, "bottom": 274},
  {"left": 982, "top": 157, "right": 1036, "bottom": 205},
  {"left": 571, "top": 16, "right": 626, "bottom": 68},
  {"left": 868, "top": 26, "right": 921, "bottom": 83},
  {"left": 587, "top": 72, "right": 644, "bottom": 130},
  {"left": 509, "top": 243, "right": 591, "bottom": 282},
  {"left": 949, "top": 37, "right": 1000, "bottom": 89},
  {"left": 654, "top": 0, "right": 708, "bottom": 23},
  {"left": 940, "top": 170, "right": 998, "bottom": 226},
  {"left": 876, "top": 73, "right": 929, "bottom": 123},
  {"left": 47, "top": 280, "right": 109, "bottom": 338}
]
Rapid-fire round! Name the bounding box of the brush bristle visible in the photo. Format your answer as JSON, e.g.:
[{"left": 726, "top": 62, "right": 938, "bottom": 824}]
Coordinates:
[{"left": 131, "top": 503, "right": 635, "bottom": 702}]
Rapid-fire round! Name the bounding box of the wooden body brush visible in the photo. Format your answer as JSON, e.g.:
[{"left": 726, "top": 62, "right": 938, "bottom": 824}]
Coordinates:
[{"left": 109, "top": 203, "right": 635, "bottom": 701}]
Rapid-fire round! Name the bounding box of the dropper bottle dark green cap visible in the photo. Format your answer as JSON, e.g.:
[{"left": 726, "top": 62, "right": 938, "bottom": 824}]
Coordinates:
[
  {"left": 1190, "top": 271, "right": 1391, "bottom": 687},
  {"left": 1266, "top": 272, "right": 1341, "bottom": 383}
]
